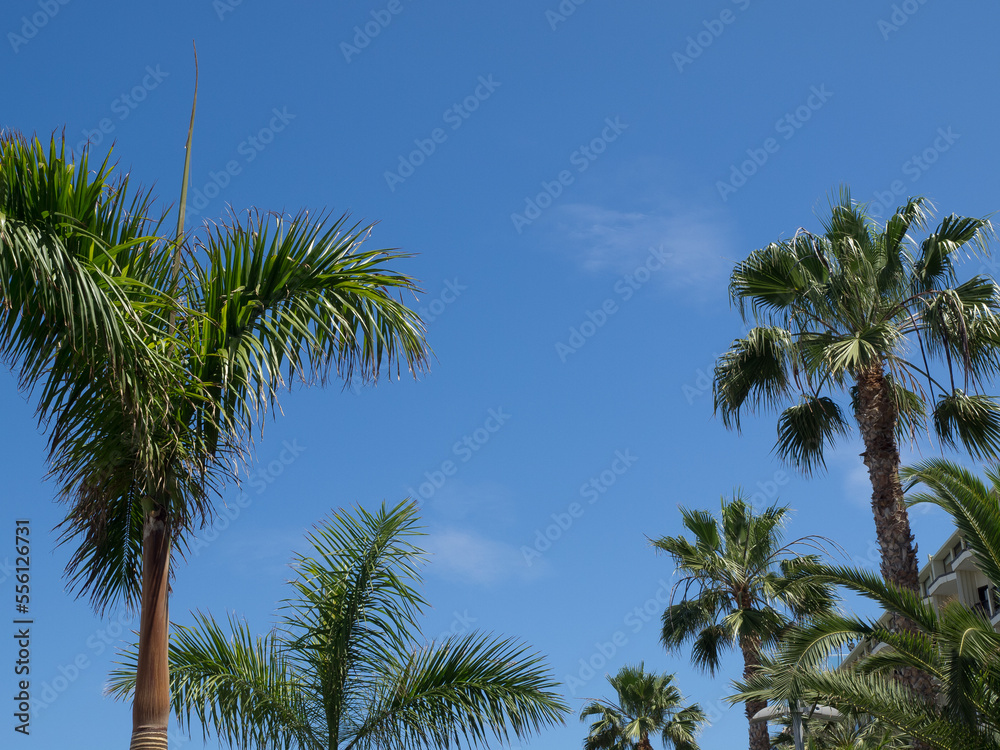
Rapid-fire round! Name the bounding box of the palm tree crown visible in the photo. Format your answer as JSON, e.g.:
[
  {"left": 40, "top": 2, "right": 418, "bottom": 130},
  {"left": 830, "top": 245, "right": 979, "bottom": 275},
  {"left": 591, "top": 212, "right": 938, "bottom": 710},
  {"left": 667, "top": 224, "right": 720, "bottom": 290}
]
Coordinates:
[
  {"left": 713, "top": 189, "right": 1000, "bottom": 594},
  {"left": 653, "top": 494, "right": 834, "bottom": 750},
  {"left": 580, "top": 664, "right": 705, "bottom": 750},
  {"left": 110, "top": 501, "right": 569, "bottom": 750},
  {"left": 1, "top": 130, "right": 431, "bottom": 750}
]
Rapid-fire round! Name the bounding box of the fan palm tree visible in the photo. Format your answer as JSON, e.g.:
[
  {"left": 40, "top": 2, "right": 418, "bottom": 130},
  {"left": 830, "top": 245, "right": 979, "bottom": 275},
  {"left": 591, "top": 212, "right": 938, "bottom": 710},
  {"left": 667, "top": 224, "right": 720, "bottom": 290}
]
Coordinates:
[
  {"left": 713, "top": 189, "right": 1000, "bottom": 599},
  {"left": 652, "top": 494, "right": 835, "bottom": 750},
  {"left": 580, "top": 665, "right": 706, "bottom": 750},
  {"left": 1, "top": 126, "right": 429, "bottom": 748},
  {"left": 731, "top": 458, "right": 1000, "bottom": 750},
  {"left": 108, "top": 500, "right": 568, "bottom": 750}
]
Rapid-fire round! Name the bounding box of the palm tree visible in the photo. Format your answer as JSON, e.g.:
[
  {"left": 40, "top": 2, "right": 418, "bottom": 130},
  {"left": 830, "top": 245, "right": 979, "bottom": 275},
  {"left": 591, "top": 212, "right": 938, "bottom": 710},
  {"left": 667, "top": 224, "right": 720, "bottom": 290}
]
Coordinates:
[
  {"left": 653, "top": 494, "right": 835, "bottom": 750},
  {"left": 730, "top": 458, "right": 1000, "bottom": 750},
  {"left": 1, "top": 131, "right": 429, "bottom": 749},
  {"left": 109, "top": 500, "right": 568, "bottom": 750},
  {"left": 580, "top": 665, "right": 706, "bottom": 750},
  {"left": 0, "top": 133, "right": 176, "bottom": 462},
  {"left": 729, "top": 651, "right": 907, "bottom": 750},
  {"left": 713, "top": 189, "right": 1000, "bottom": 598}
]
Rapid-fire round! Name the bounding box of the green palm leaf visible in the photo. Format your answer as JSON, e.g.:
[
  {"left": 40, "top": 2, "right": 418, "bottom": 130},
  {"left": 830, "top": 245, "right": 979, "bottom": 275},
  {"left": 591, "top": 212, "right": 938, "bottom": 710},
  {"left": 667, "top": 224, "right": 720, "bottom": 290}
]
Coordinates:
[{"left": 109, "top": 501, "right": 567, "bottom": 750}]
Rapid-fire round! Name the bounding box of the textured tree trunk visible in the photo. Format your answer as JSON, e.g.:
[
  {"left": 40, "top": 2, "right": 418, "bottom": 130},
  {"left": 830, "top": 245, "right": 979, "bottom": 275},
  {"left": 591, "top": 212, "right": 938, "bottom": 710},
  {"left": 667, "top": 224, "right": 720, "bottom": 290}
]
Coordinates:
[
  {"left": 853, "top": 364, "right": 921, "bottom": 592},
  {"left": 854, "top": 364, "right": 935, "bottom": 749},
  {"left": 740, "top": 636, "right": 770, "bottom": 750},
  {"left": 129, "top": 505, "right": 171, "bottom": 750}
]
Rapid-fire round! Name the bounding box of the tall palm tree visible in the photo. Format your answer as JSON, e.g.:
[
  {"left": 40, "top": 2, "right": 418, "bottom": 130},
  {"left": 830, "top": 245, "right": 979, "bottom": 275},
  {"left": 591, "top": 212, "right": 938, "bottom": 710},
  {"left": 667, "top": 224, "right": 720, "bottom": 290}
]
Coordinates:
[
  {"left": 580, "top": 665, "right": 706, "bottom": 750},
  {"left": 713, "top": 189, "right": 1000, "bottom": 598},
  {"left": 109, "top": 500, "right": 568, "bottom": 750},
  {"left": 1, "top": 132, "right": 429, "bottom": 749},
  {"left": 732, "top": 458, "right": 1000, "bottom": 750},
  {"left": 653, "top": 494, "right": 835, "bottom": 750}
]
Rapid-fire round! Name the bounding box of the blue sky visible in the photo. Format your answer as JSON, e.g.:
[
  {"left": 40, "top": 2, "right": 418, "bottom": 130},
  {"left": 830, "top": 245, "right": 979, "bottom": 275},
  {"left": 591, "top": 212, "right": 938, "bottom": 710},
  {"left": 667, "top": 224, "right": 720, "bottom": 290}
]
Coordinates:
[{"left": 4, "top": 0, "right": 1000, "bottom": 747}]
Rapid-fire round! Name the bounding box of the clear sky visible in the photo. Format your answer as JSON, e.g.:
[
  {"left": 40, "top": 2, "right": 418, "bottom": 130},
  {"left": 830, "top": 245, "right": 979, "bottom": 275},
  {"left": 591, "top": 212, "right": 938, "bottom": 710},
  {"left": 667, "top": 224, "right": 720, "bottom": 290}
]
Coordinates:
[{"left": 4, "top": 1, "right": 1000, "bottom": 748}]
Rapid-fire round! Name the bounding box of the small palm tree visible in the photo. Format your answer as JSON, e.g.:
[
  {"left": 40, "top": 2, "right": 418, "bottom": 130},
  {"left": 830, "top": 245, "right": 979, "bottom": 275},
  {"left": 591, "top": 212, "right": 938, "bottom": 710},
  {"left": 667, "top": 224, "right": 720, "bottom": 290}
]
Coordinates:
[
  {"left": 109, "top": 501, "right": 569, "bottom": 750},
  {"left": 580, "top": 665, "right": 706, "bottom": 750},
  {"left": 731, "top": 458, "right": 1000, "bottom": 750},
  {"left": 653, "top": 494, "right": 835, "bottom": 750},
  {"left": 713, "top": 189, "right": 1000, "bottom": 598}
]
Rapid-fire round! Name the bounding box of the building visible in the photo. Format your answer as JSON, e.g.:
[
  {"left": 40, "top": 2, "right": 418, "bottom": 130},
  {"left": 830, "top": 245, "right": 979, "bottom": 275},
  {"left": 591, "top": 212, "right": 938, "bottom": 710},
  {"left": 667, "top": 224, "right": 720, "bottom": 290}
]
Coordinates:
[
  {"left": 842, "top": 530, "right": 1000, "bottom": 665},
  {"left": 919, "top": 529, "right": 1000, "bottom": 624}
]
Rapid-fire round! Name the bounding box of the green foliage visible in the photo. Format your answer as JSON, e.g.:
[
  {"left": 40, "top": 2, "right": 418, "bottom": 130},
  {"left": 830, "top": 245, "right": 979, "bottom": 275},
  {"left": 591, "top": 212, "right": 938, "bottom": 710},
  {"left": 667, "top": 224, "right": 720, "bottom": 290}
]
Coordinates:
[
  {"left": 715, "top": 189, "right": 1000, "bottom": 467},
  {"left": 109, "top": 501, "right": 568, "bottom": 750},
  {"left": 730, "top": 458, "right": 1000, "bottom": 750},
  {"left": 0, "top": 133, "right": 431, "bottom": 614},
  {"left": 580, "top": 665, "right": 706, "bottom": 750},
  {"left": 653, "top": 494, "right": 836, "bottom": 676},
  {"left": 775, "top": 397, "right": 850, "bottom": 475}
]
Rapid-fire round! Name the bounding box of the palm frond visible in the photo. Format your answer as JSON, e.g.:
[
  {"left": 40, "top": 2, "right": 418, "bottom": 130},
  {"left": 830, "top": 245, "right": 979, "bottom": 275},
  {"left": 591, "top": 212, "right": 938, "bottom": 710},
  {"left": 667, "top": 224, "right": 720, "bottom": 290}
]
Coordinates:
[
  {"left": 775, "top": 397, "right": 850, "bottom": 475},
  {"left": 713, "top": 327, "right": 795, "bottom": 430},
  {"left": 352, "top": 633, "right": 567, "bottom": 750},
  {"left": 109, "top": 611, "right": 315, "bottom": 750},
  {"left": 903, "top": 458, "right": 1000, "bottom": 589},
  {"left": 932, "top": 392, "right": 1000, "bottom": 460}
]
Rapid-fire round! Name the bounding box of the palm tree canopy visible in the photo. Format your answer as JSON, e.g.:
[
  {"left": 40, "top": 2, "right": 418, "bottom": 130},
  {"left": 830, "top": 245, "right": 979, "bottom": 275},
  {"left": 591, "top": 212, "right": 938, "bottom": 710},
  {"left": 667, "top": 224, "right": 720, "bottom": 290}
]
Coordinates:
[
  {"left": 2, "top": 134, "right": 431, "bottom": 615},
  {"left": 653, "top": 494, "right": 836, "bottom": 674},
  {"left": 109, "top": 500, "right": 568, "bottom": 750},
  {"left": 732, "top": 459, "right": 1000, "bottom": 750},
  {"left": 0, "top": 132, "right": 178, "bottom": 455},
  {"left": 714, "top": 189, "right": 1000, "bottom": 472},
  {"left": 580, "top": 664, "right": 705, "bottom": 750}
]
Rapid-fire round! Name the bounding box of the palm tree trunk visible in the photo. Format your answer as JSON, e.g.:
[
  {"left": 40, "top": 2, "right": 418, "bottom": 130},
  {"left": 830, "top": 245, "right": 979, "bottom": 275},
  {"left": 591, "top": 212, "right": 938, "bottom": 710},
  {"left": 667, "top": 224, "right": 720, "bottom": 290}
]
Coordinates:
[
  {"left": 854, "top": 364, "right": 935, "bottom": 749},
  {"left": 739, "top": 636, "right": 769, "bottom": 750},
  {"left": 129, "top": 505, "right": 171, "bottom": 750},
  {"left": 854, "top": 364, "right": 920, "bottom": 592}
]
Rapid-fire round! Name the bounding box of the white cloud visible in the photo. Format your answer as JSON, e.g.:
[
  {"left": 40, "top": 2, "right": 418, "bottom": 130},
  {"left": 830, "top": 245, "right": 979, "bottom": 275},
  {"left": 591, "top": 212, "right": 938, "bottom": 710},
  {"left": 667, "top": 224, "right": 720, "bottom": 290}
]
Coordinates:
[
  {"left": 546, "top": 203, "right": 733, "bottom": 289},
  {"left": 423, "top": 526, "right": 548, "bottom": 585}
]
